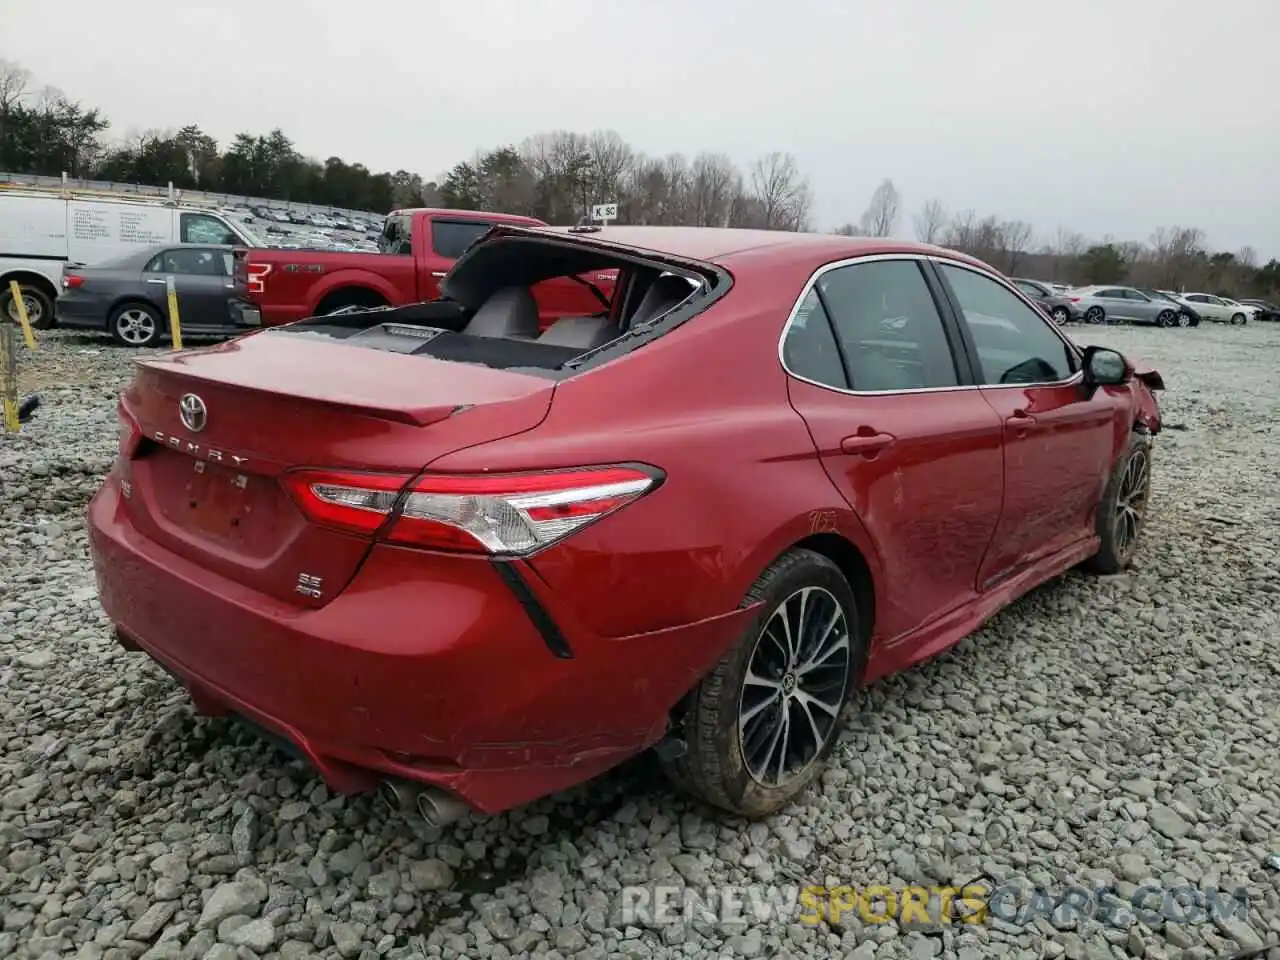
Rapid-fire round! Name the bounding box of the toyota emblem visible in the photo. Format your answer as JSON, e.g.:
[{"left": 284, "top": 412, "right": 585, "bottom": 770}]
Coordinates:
[{"left": 179, "top": 394, "right": 207, "bottom": 432}]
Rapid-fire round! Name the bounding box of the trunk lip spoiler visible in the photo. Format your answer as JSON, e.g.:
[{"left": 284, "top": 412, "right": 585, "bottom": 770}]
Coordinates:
[{"left": 131, "top": 355, "right": 477, "bottom": 428}]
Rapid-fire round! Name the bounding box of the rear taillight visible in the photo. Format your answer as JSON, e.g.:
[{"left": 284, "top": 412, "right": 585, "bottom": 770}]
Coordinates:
[
  {"left": 62, "top": 275, "right": 84, "bottom": 289},
  {"left": 1070, "top": 296, "right": 1081, "bottom": 302},
  {"left": 282, "top": 465, "right": 662, "bottom": 555}
]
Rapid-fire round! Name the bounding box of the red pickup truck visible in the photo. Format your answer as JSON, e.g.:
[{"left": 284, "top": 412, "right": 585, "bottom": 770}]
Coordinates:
[{"left": 242, "top": 207, "right": 617, "bottom": 327}]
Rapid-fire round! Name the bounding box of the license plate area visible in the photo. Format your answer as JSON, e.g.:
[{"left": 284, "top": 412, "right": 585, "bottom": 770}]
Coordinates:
[
  {"left": 182, "top": 460, "right": 254, "bottom": 542},
  {"left": 142, "top": 449, "right": 289, "bottom": 550}
]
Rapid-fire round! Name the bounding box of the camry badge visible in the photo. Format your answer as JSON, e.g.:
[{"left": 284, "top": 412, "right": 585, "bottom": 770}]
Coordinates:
[{"left": 179, "top": 394, "right": 207, "bottom": 433}]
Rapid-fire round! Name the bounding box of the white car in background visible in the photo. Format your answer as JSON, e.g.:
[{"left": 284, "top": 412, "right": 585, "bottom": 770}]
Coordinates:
[
  {"left": 1223, "top": 298, "right": 1260, "bottom": 323},
  {"left": 1174, "top": 292, "right": 1253, "bottom": 325}
]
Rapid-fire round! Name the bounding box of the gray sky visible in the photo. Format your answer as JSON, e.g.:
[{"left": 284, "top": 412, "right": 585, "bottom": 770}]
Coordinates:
[{"left": 5, "top": 0, "right": 1279, "bottom": 258}]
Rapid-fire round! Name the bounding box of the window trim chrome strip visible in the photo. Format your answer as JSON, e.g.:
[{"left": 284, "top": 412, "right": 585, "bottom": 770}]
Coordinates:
[{"left": 775, "top": 251, "right": 1085, "bottom": 397}]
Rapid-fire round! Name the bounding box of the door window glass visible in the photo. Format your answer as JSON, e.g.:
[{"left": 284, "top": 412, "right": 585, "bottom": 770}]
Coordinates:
[
  {"left": 180, "top": 213, "right": 238, "bottom": 245},
  {"left": 816, "top": 260, "right": 960, "bottom": 391},
  {"left": 939, "top": 263, "right": 1076, "bottom": 386},
  {"left": 780, "top": 289, "right": 850, "bottom": 389}
]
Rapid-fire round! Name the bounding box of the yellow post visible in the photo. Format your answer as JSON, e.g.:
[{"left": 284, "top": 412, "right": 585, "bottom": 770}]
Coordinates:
[
  {"left": 165, "top": 275, "right": 184, "bottom": 350},
  {"left": 1, "top": 325, "right": 19, "bottom": 434},
  {"left": 6, "top": 280, "right": 38, "bottom": 351}
]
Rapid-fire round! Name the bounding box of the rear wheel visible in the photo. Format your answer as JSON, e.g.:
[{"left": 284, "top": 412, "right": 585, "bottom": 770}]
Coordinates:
[
  {"left": 1177, "top": 312, "right": 1191, "bottom": 328},
  {"left": 1083, "top": 432, "right": 1153, "bottom": 575},
  {"left": 110, "top": 303, "right": 163, "bottom": 347},
  {"left": 662, "top": 549, "right": 867, "bottom": 818},
  {"left": 1231, "top": 312, "right": 1246, "bottom": 326},
  {"left": 2, "top": 282, "right": 55, "bottom": 330}
]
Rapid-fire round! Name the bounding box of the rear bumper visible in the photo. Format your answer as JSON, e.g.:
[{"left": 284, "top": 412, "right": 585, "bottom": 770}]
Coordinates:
[
  {"left": 229, "top": 300, "right": 262, "bottom": 328},
  {"left": 54, "top": 295, "right": 108, "bottom": 330},
  {"left": 87, "top": 473, "right": 747, "bottom": 815}
]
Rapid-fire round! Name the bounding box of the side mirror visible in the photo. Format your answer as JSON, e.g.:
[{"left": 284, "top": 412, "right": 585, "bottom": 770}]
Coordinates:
[{"left": 1082, "top": 346, "right": 1130, "bottom": 388}]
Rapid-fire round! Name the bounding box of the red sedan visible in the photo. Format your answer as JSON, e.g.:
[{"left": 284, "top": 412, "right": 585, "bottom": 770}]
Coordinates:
[{"left": 87, "top": 225, "right": 1163, "bottom": 823}]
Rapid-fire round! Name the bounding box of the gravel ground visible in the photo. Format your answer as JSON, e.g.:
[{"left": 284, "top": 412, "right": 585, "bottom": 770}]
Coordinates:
[{"left": 2, "top": 324, "right": 1279, "bottom": 960}]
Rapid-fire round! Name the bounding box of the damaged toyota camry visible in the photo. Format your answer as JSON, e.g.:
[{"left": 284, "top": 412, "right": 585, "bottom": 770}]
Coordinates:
[{"left": 87, "top": 225, "right": 1163, "bottom": 823}]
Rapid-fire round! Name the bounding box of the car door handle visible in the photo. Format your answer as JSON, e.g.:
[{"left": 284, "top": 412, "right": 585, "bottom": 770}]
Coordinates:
[
  {"left": 840, "top": 431, "right": 895, "bottom": 456},
  {"left": 431, "top": 271, "right": 447, "bottom": 278},
  {"left": 1007, "top": 410, "right": 1036, "bottom": 436},
  {"left": 145, "top": 278, "right": 167, "bottom": 285}
]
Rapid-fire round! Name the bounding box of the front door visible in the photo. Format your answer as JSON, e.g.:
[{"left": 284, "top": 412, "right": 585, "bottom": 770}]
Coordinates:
[
  {"left": 931, "top": 262, "right": 1125, "bottom": 589},
  {"left": 781, "top": 257, "right": 1006, "bottom": 643}
]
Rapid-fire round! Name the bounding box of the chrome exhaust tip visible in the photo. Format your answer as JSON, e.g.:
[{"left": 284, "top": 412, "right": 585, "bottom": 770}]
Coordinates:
[
  {"left": 377, "top": 779, "right": 415, "bottom": 814},
  {"left": 414, "top": 788, "right": 468, "bottom": 828}
]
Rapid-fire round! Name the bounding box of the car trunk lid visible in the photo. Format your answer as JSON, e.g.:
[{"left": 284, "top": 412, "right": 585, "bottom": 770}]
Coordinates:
[{"left": 116, "top": 332, "right": 556, "bottom": 607}]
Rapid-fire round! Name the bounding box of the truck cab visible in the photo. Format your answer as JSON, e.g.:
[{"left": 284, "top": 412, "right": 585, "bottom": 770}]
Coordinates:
[{"left": 244, "top": 208, "right": 617, "bottom": 326}]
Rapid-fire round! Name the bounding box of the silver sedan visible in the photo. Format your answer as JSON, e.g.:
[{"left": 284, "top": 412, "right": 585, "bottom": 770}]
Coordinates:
[{"left": 1068, "top": 285, "right": 1187, "bottom": 327}]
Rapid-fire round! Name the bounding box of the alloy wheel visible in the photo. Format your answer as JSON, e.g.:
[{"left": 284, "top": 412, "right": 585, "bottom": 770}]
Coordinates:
[
  {"left": 1051, "top": 307, "right": 1069, "bottom": 326},
  {"left": 1157, "top": 310, "right": 1174, "bottom": 328},
  {"left": 116, "top": 309, "right": 157, "bottom": 345},
  {"left": 738, "top": 586, "right": 851, "bottom": 788},
  {"left": 1113, "top": 448, "right": 1151, "bottom": 562},
  {"left": 1085, "top": 307, "right": 1103, "bottom": 324},
  {"left": 1177, "top": 312, "right": 1191, "bottom": 327}
]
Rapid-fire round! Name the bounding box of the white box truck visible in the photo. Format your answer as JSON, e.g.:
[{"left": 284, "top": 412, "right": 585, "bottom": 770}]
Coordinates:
[{"left": 1, "top": 185, "right": 262, "bottom": 329}]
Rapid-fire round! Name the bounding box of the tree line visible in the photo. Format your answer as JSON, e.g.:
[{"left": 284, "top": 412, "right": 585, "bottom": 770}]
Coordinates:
[{"left": 2, "top": 57, "right": 1275, "bottom": 296}]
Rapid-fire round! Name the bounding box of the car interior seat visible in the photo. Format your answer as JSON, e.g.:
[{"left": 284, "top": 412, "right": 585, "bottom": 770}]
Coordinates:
[
  {"left": 461, "top": 286, "right": 541, "bottom": 339},
  {"left": 536, "top": 315, "right": 621, "bottom": 351},
  {"left": 624, "top": 273, "right": 697, "bottom": 330}
]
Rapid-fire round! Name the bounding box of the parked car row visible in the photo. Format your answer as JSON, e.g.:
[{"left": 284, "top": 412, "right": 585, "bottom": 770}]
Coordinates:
[
  {"left": 1011, "top": 277, "right": 1274, "bottom": 328},
  {"left": 225, "top": 203, "right": 385, "bottom": 236}
]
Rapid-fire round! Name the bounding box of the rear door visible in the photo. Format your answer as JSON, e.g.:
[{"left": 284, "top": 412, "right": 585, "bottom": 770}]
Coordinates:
[
  {"left": 930, "top": 261, "right": 1125, "bottom": 589},
  {"left": 1095, "top": 287, "right": 1131, "bottom": 322},
  {"left": 145, "top": 247, "right": 236, "bottom": 327},
  {"left": 782, "top": 255, "right": 1006, "bottom": 645}
]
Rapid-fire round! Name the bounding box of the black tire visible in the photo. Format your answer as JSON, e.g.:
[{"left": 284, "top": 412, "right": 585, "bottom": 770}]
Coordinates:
[
  {"left": 109, "top": 302, "right": 164, "bottom": 348},
  {"left": 1083, "top": 432, "right": 1153, "bottom": 575},
  {"left": 1156, "top": 310, "right": 1176, "bottom": 329},
  {"left": 1050, "top": 307, "right": 1070, "bottom": 326},
  {"left": 1177, "top": 312, "right": 1192, "bottom": 328},
  {"left": 1231, "top": 313, "right": 1246, "bottom": 326},
  {"left": 1085, "top": 306, "right": 1105, "bottom": 325},
  {"left": 662, "top": 548, "right": 867, "bottom": 818},
  {"left": 2, "top": 282, "right": 55, "bottom": 331}
]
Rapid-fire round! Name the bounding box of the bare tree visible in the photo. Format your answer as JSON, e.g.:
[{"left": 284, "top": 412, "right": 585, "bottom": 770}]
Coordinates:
[
  {"left": 998, "top": 220, "right": 1034, "bottom": 275},
  {"left": 860, "top": 178, "right": 900, "bottom": 237},
  {"left": 912, "top": 198, "right": 948, "bottom": 244},
  {"left": 1237, "top": 245, "right": 1257, "bottom": 271},
  {"left": 749, "top": 152, "right": 811, "bottom": 231},
  {"left": 586, "top": 129, "right": 633, "bottom": 206},
  {"left": 1148, "top": 226, "right": 1205, "bottom": 290},
  {"left": 832, "top": 223, "right": 864, "bottom": 236},
  {"left": 688, "top": 152, "right": 738, "bottom": 227},
  {"left": 0, "top": 59, "right": 31, "bottom": 113}
]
